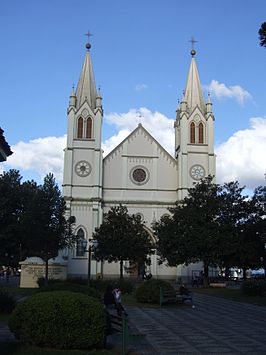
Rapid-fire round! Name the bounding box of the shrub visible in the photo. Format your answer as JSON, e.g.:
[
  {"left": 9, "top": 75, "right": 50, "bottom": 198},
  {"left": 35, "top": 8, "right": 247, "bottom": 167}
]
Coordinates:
[
  {"left": 9, "top": 291, "right": 106, "bottom": 349},
  {"left": 241, "top": 280, "right": 266, "bottom": 296},
  {"left": 89, "top": 279, "right": 134, "bottom": 294},
  {"left": 38, "top": 282, "right": 100, "bottom": 299},
  {"left": 135, "top": 279, "right": 175, "bottom": 304},
  {"left": 0, "top": 289, "right": 16, "bottom": 314}
]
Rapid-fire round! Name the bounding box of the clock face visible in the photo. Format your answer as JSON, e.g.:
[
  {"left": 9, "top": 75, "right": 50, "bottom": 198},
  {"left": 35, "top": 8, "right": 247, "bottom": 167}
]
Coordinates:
[
  {"left": 190, "top": 165, "right": 205, "bottom": 180},
  {"left": 75, "top": 161, "right": 91, "bottom": 177}
]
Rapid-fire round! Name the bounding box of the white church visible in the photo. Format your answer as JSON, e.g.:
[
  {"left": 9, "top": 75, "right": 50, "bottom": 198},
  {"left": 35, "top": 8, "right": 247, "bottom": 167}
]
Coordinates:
[{"left": 62, "top": 40, "right": 216, "bottom": 280}]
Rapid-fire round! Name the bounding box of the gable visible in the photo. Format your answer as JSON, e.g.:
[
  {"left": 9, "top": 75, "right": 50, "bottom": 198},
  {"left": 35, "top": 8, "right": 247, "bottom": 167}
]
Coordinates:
[{"left": 103, "top": 125, "right": 177, "bottom": 192}]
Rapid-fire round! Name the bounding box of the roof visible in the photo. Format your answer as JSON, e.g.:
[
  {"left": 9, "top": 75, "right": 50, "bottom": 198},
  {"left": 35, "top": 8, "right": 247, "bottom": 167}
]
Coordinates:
[
  {"left": 103, "top": 123, "right": 176, "bottom": 165},
  {"left": 184, "top": 56, "right": 206, "bottom": 113},
  {"left": 75, "top": 50, "right": 98, "bottom": 110}
]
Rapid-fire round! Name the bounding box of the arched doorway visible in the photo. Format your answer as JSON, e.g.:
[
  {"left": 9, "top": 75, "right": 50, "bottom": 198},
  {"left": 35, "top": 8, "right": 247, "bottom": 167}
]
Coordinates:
[{"left": 124, "top": 226, "right": 157, "bottom": 278}]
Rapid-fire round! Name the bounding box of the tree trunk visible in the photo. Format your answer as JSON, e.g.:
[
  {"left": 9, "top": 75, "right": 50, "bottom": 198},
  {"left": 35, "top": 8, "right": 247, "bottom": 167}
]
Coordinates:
[
  {"left": 203, "top": 264, "right": 209, "bottom": 288},
  {"left": 45, "top": 258, "right": 49, "bottom": 286},
  {"left": 120, "top": 259, "right": 123, "bottom": 280}
]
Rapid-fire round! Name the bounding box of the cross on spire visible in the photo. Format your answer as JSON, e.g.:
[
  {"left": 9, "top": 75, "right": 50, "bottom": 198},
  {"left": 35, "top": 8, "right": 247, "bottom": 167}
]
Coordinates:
[
  {"left": 85, "top": 30, "right": 93, "bottom": 42},
  {"left": 189, "top": 36, "right": 197, "bottom": 56},
  {"left": 189, "top": 36, "right": 197, "bottom": 50},
  {"left": 84, "top": 30, "right": 93, "bottom": 50}
]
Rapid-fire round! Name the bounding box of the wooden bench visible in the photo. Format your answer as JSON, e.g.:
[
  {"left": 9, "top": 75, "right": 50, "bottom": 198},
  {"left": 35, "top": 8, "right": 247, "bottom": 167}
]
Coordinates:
[
  {"left": 160, "top": 287, "right": 194, "bottom": 307},
  {"left": 105, "top": 311, "right": 145, "bottom": 354}
]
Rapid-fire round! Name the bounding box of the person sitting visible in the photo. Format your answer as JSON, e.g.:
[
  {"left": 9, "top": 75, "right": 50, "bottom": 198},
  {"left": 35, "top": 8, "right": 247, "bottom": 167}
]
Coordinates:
[
  {"left": 112, "top": 286, "right": 127, "bottom": 316},
  {"left": 179, "top": 283, "right": 195, "bottom": 307},
  {"left": 103, "top": 284, "right": 116, "bottom": 310}
]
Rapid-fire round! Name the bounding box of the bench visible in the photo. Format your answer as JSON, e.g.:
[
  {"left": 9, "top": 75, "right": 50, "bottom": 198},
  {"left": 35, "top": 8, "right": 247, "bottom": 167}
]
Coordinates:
[
  {"left": 105, "top": 311, "right": 145, "bottom": 354},
  {"left": 160, "top": 287, "right": 194, "bottom": 307}
]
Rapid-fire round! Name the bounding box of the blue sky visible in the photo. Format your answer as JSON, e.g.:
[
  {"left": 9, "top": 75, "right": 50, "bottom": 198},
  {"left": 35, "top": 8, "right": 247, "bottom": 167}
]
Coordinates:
[{"left": 1, "top": 0, "right": 266, "bottom": 189}]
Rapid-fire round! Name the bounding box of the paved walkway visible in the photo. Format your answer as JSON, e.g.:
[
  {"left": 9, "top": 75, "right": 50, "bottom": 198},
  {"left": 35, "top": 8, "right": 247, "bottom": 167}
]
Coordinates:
[
  {"left": 127, "top": 293, "right": 266, "bottom": 354},
  {"left": 1, "top": 293, "right": 266, "bottom": 354}
]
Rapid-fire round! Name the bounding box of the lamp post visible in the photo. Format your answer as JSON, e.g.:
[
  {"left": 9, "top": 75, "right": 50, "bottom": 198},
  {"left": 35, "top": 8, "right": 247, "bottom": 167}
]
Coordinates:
[{"left": 82, "top": 239, "right": 98, "bottom": 286}]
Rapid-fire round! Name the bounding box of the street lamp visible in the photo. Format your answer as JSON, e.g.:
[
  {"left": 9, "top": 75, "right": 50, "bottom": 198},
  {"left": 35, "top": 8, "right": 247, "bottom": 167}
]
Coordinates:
[{"left": 82, "top": 239, "right": 98, "bottom": 286}]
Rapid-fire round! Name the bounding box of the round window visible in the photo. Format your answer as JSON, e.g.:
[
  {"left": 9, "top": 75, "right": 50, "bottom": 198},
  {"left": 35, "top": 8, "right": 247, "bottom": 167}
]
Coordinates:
[{"left": 130, "top": 166, "right": 150, "bottom": 185}]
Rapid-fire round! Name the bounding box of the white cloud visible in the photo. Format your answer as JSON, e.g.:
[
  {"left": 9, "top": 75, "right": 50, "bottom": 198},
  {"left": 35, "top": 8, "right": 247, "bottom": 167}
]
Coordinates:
[
  {"left": 105, "top": 108, "right": 175, "bottom": 156},
  {"left": 3, "top": 135, "right": 66, "bottom": 183},
  {"left": 135, "top": 83, "right": 148, "bottom": 91},
  {"left": 207, "top": 80, "right": 252, "bottom": 105},
  {"left": 2, "top": 110, "right": 265, "bottom": 191},
  {"left": 216, "top": 117, "right": 266, "bottom": 189},
  {"left": 102, "top": 129, "right": 131, "bottom": 156}
]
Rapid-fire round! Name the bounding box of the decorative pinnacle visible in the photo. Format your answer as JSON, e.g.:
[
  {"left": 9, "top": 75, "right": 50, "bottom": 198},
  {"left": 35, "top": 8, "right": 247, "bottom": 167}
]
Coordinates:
[
  {"left": 189, "top": 36, "right": 197, "bottom": 56},
  {"left": 84, "top": 30, "right": 93, "bottom": 50}
]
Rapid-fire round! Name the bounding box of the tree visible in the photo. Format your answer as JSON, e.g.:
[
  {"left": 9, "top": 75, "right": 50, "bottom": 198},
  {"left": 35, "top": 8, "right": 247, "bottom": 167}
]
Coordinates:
[
  {"left": 93, "top": 205, "right": 154, "bottom": 279},
  {"left": 154, "top": 177, "right": 252, "bottom": 286},
  {"left": 155, "top": 177, "right": 225, "bottom": 286},
  {"left": 259, "top": 22, "right": 266, "bottom": 47},
  {"left": 0, "top": 170, "right": 31, "bottom": 266},
  {"left": 20, "top": 173, "right": 76, "bottom": 283}
]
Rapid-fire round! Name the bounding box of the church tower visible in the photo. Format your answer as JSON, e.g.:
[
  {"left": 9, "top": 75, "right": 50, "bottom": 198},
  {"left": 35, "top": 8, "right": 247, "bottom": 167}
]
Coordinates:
[
  {"left": 175, "top": 47, "right": 216, "bottom": 200},
  {"left": 62, "top": 38, "right": 103, "bottom": 276}
]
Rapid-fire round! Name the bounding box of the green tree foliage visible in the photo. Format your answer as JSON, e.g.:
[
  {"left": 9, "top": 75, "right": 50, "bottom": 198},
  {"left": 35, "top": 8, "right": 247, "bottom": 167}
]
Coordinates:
[
  {"left": 154, "top": 177, "right": 265, "bottom": 285},
  {"left": 0, "top": 170, "right": 75, "bottom": 282},
  {"left": 155, "top": 177, "right": 224, "bottom": 285},
  {"left": 258, "top": 22, "right": 266, "bottom": 47},
  {"left": 93, "top": 205, "right": 154, "bottom": 279},
  {"left": 20, "top": 173, "right": 76, "bottom": 282},
  {"left": 0, "top": 170, "right": 37, "bottom": 266}
]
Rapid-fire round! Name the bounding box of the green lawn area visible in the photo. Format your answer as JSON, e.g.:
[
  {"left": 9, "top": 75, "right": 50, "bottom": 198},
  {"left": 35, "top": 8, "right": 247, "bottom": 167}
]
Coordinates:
[{"left": 194, "top": 287, "right": 266, "bottom": 306}]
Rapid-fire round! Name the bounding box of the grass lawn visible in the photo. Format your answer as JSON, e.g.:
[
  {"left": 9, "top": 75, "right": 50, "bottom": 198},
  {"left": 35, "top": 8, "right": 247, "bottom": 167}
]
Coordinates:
[
  {"left": 194, "top": 287, "right": 266, "bottom": 306},
  {"left": 1, "top": 343, "right": 116, "bottom": 355}
]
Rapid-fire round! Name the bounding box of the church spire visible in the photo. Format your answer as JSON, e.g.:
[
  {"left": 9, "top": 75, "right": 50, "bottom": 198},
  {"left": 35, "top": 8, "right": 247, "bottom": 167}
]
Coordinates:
[
  {"left": 75, "top": 33, "right": 98, "bottom": 110},
  {"left": 183, "top": 42, "right": 206, "bottom": 113}
]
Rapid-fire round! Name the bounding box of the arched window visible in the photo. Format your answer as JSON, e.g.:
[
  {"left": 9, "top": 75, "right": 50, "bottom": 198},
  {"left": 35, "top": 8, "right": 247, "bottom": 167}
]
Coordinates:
[
  {"left": 77, "top": 117, "right": 83, "bottom": 139},
  {"left": 86, "top": 117, "right": 92, "bottom": 139},
  {"left": 199, "top": 122, "right": 204, "bottom": 144},
  {"left": 76, "top": 228, "right": 85, "bottom": 257},
  {"left": 190, "top": 122, "right": 195, "bottom": 143}
]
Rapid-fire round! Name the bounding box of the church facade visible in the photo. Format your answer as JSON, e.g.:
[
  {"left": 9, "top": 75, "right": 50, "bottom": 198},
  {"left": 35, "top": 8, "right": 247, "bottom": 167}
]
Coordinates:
[{"left": 62, "top": 41, "right": 216, "bottom": 280}]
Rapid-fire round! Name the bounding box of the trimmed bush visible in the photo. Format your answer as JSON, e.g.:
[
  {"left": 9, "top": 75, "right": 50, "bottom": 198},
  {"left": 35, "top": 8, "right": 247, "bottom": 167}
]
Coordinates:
[
  {"left": 37, "top": 281, "right": 100, "bottom": 299},
  {"left": 89, "top": 279, "right": 135, "bottom": 294},
  {"left": 241, "top": 280, "right": 266, "bottom": 296},
  {"left": 135, "top": 279, "right": 175, "bottom": 304},
  {"left": 0, "top": 289, "right": 16, "bottom": 314},
  {"left": 9, "top": 291, "right": 106, "bottom": 349}
]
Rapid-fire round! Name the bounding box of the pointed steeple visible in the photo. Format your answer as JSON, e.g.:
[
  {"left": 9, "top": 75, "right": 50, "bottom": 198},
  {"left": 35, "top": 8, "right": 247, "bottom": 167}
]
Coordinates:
[
  {"left": 184, "top": 49, "right": 206, "bottom": 113},
  {"left": 75, "top": 39, "right": 98, "bottom": 110}
]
